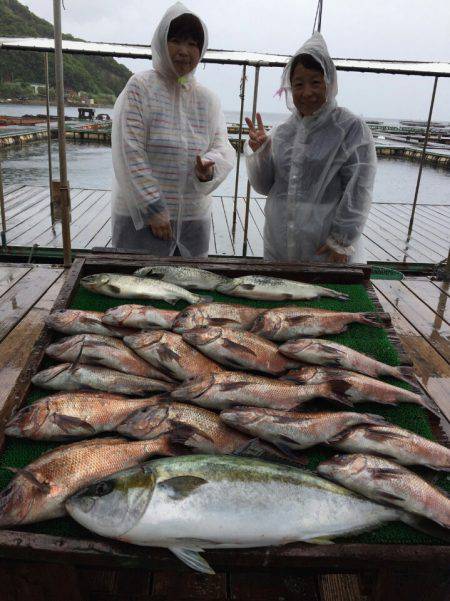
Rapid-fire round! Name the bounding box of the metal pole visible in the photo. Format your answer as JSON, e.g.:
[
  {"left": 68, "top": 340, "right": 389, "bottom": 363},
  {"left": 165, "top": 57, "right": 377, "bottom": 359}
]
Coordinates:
[
  {"left": 242, "top": 65, "right": 260, "bottom": 257},
  {"left": 44, "top": 52, "right": 55, "bottom": 227},
  {"left": 232, "top": 64, "right": 247, "bottom": 244},
  {"left": 53, "top": 0, "right": 72, "bottom": 267},
  {"left": 403, "top": 76, "right": 438, "bottom": 260},
  {"left": 317, "top": 0, "right": 323, "bottom": 32},
  {"left": 0, "top": 161, "right": 6, "bottom": 250}
]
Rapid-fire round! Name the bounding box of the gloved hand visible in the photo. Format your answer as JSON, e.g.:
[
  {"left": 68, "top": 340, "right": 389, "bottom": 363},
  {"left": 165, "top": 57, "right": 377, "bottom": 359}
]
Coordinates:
[
  {"left": 245, "top": 113, "right": 268, "bottom": 152},
  {"left": 148, "top": 210, "right": 172, "bottom": 241},
  {"left": 316, "top": 243, "right": 349, "bottom": 263},
  {"left": 195, "top": 155, "right": 215, "bottom": 182}
]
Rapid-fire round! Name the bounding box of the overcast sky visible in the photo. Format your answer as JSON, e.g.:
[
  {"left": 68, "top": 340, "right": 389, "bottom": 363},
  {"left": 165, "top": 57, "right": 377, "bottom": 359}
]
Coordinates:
[{"left": 19, "top": 0, "right": 450, "bottom": 120}]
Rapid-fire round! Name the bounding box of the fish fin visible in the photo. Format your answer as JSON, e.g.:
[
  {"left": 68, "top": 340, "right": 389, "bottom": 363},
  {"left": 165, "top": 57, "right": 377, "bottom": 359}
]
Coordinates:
[
  {"left": 208, "top": 317, "right": 240, "bottom": 326},
  {"left": 165, "top": 298, "right": 179, "bottom": 306},
  {"left": 364, "top": 413, "right": 388, "bottom": 425},
  {"left": 222, "top": 338, "right": 257, "bottom": 357},
  {"left": 169, "top": 547, "right": 215, "bottom": 574},
  {"left": 200, "top": 296, "right": 214, "bottom": 304},
  {"left": 157, "top": 346, "right": 181, "bottom": 362},
  {"left": 219, "top": 382, "right": 249, "bottom": 392},
  {"left": 52, "top": 413, "right": 96, "bottom": 435},
  {"left": 327, "top": 428, "right": 355, "bottom": 444},
  {"left": 327, "top": 387, "right": 354, "bottom": 407},
  {"left": 370, "top": 467, "right": 404, "bottom": 480},
  {"left": 79, "top": 316, "right": 103, "bottom": 325},
  {"left": 272, "top": 436, "right": 302, "bottom": 458},
  {"left": 281, "top": 293, "right": 294, "bottom": 300},
  {"left": 400, "top": 513, "right": 450, "bottom": 543},
  {"left": 377, "top": 491, "right": 406, "bottom": 503},
  {"left": 285, "top": 315, "right": 310, "bottom": 325},
  {"left": 107, "top": 284, "right": 121, "bottom": 294},
  {"left": 159, "top": 475, "right": 208, "bottom": 501},
  {"left": 232, "top": 437, "right": 266, "bottom": 458},
  {"left": 169, "top": 422, "right": 215, "bottom": 445},
  {"left": 4, "top": 467, "right": 50, "bottom": 494},
  {"left": 359, "top": 312, "right": 391, "bottom": 327},
  {"left": 304, "top": 537, "right": 335, "bottom": 545},
  {"left": 363, "top": 427, "right": 410, "bottom": 442},
  {"left": 240, "top": 284, "right": 255, "bottom": 290}
]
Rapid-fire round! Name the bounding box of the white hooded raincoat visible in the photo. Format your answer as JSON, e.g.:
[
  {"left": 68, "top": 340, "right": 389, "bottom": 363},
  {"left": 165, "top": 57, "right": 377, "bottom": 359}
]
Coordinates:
[
  {"left": 245, "top": 33, "right": 377, "bottom": 262},
  {"left": 111, "top": 2, "right": 235, "bottom": 257}
]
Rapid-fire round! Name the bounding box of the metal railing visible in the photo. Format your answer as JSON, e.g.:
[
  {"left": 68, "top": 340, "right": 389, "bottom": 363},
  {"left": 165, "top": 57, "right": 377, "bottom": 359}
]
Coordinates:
[{"left": 1, "top": 28, "right": 450, "bottom": 264}]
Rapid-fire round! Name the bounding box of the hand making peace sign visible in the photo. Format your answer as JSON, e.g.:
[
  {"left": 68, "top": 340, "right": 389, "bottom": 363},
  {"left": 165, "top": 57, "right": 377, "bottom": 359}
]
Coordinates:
[{"left": 245, "top": 112, "right": 268, "bottom": 152}]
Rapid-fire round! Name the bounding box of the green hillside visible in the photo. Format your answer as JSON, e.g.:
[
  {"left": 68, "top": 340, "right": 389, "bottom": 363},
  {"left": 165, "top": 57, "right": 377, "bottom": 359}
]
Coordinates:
[{"left": 0, "top": 0, "right": 132, "bottom": 99}]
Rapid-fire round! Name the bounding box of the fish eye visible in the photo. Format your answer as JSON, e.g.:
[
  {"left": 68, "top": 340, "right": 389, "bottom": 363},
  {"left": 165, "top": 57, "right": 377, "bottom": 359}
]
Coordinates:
[{"left": 92, "top": 481, "right": 114, "bottom": 497}]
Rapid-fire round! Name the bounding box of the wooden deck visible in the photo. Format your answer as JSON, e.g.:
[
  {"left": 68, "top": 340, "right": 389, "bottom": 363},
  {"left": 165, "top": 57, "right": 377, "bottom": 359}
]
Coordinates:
[
  {"left": 2, "top": 185, "right": 449, "bottom": 262},
  {"left": 0, "top": 261, "right": 449, "bottom": 600}
]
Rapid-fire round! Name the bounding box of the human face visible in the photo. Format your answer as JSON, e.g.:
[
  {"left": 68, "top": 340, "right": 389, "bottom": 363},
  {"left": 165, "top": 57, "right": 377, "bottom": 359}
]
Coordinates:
[
  {"left": 291, "top": 63, "right": 327, "bottom": 117},
  {"left": 167, "top": 36, "right": 201, "bottom": 77}
]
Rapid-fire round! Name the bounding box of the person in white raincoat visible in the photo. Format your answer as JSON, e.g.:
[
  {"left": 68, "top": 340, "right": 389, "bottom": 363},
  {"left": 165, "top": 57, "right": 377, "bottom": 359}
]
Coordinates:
[
  {"left": 245, "top": 33, "right": 377, "bottom": 263},
  {"left": 111, "top": 2, "right": 235, "bottom": 257}
]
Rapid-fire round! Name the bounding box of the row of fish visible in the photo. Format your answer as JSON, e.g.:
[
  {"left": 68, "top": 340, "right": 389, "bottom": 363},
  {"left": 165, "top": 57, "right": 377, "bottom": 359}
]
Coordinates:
[{"left": 6, "top": 392, "right": 450, "bottom": 472}]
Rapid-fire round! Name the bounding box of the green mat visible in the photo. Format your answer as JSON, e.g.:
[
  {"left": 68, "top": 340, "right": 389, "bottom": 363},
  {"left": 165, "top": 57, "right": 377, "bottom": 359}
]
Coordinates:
[{"left": 1, "top": 280, "right": 448, "bottom": 547}]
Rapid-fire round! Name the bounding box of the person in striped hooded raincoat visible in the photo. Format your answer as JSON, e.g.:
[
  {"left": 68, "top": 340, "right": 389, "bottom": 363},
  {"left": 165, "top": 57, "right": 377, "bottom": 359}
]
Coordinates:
[{"left": 111, "top": 2, "right": 235, "bottom": 257}]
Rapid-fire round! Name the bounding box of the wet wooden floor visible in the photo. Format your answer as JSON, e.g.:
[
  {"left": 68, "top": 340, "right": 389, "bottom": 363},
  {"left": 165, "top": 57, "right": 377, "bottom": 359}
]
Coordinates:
[
  {"left": 0, "top": 262, "right": 448, "bottom": 600},
  {"left": 2, "top": 185, "right": 450, "bottom": 263}
]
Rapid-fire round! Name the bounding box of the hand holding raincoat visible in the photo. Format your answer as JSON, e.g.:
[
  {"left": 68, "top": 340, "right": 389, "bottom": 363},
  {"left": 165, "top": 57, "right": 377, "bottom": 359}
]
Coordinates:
[
  {"left": 245, "top": 33, "right": 377, "bottom": 262},
  {"left": 111, "top": 2, "right": 235, "bottom": 257}
]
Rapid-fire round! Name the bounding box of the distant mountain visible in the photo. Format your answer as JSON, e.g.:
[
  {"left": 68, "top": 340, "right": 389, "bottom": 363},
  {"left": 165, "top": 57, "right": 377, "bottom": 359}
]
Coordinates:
[{"left": 0, "top": 0, "right": 132, "bottom": 97}]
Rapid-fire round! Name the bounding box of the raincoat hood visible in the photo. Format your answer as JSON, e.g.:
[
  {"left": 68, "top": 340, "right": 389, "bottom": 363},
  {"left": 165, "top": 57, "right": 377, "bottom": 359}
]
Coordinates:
[
  {"left": 151, "top": 2, "right": 209, "bottom": 82},
  {"left": 281, "top": 32, "right": 338, "bottom": 117}
]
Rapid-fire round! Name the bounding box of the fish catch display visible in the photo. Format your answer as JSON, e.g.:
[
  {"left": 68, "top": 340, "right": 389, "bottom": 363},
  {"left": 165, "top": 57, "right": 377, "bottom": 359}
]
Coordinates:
[
  {"left": 220, "top": 407, "right": 386, "bottom": 451},
  {"left": 279, "top": 339, "right": 413, "bottom": 384},
  {"left": 32, "top": 364, "right": 174, "bottom": 396},
  {"left": 216, "top": 275, "right": 349, "bottom": 301},
  {"left": 123, "top": 331, "right": 223, "bottom": 381},
  {"left": 66, "top": 454, "right": 426, "bottom": 574},
  {"left": 171, "top": 371, "right": 355, "bottom": 411},
  {"left": 45, "top": 334, "right": 173, "bottom": 381},
  {"left": 0, "top": 436, "right": 174, "bottom": 527},
  {"left": 102, "top": 304, "right": 178, "bottom": 330},
  {"left": 318, "top": 454, "right": 450, "bottom": 528},
  {"left": 251, "top": 307, "right": 390, "bottom": 340},
  {"left": 330, "top": 425, "right": 450, "bottom": 472},
  {"left": 134, "top": 265, "right": 230, "bottom": 291},
  {"left": 5, "top": 392, "right": 167, "bottom": 441},
  {"left": 45, "top": 309, "right": 133, "bottom": 338},
  {"left": 80, "top": 273, "right": 207, "bottom": 305},
  {"left": 182, "top": 326, "right": 298, "bottom": 375},
  {"left": 172, "top": 303, "right": 264, "bottom": 333},
  {"left": 282, "top": 367, "right": 432, "bottom": 411}
]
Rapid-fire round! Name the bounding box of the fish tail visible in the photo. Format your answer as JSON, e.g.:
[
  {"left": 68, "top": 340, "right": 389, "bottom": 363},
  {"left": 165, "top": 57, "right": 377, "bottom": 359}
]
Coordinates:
[
  {"left": 358, "top": 312, "right": 391, "bottom": 328},
  {"left": 400, "top": 512, "right": 450, "bottom": 542},
  {"left": 325, "top": 289, "right": 349, "bottom": 301}
]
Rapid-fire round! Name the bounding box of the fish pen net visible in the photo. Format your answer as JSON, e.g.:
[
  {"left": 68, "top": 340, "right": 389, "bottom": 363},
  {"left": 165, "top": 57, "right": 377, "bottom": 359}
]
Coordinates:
[{"left": 0, "top": 281, "right": 448, "bottom": 547}]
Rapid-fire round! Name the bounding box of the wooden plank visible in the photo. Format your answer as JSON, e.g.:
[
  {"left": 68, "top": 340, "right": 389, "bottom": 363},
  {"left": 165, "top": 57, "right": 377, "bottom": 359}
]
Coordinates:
[
  {"left": 0, "top": 265, "right": 32, "bottom": 298},
  {"left": 402, "top": 278, "right": 450, "bottom": 325},
  {"left": 153, "top": 571, "right": 226, "bottom": 600},
  {"left": 392, "top": 205, "right": 450, "bottom": 244},
  {"left": 211, "top": 196, "right": 234, "bottom": 255},
  {"left": 431, "top": 280, "right": 450, "bottom": 299},
  {"left": 5, "top": 187, "right": 50, "bottom": 218},
  {"left": 372, "top": 570, "right": 450, "bottom": 601},
  {"left": 373, "top": 279, "right": 450, "bottom": 363},
  {"left": 318, "top": 574, "right": 363, "bottom": 601},
  {"left": 0, "top": 266, "right": 62, "bottom": 343},
  {"left": 373, "top": 282, "right": 450, "bottom": 422},
  {"left": 88, "top": 218, "right": 112, "bottom": 249},
  {"left": 229, "top": 572, "right": 320, "bottom": 600}
]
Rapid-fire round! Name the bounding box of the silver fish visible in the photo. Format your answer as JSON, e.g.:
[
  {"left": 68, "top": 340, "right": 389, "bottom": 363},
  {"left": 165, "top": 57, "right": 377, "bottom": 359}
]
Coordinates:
[
  {"left": 134, "top": 265, "right": 230, "bottom": 291},
  {"left": 45, "top": 309, "right": 133, "bottom": 338},
  {"left": 171, "top": 371, "right": 355, "bottom": 411},
  {"left": 330, "top": 424, "right": 450, "bottom": 472},
  {"left": 216, "top": 275, "right": 348, "bottom": 301},
  {"left": 80, "top": 273, "right": 207, "bottom": 305},
  {"left": 182, "top": 326, "right": 298, "bottom": 375},
  {"left": 31, "top": 363, "right": 174, "bottom": 396},
  {"left": 172, "top": 302, "right": 264, "bottom": 333},
  {"left": 251, "top": 307, "right": 389, "bottom": 341},
  {"left": 102, "top": 304, "right": 178, "bottom": 330},
  {"left": 123, "top": 330, "right": 223, "bottom": 381},
  {"left": 5, "top": 392, "right": 167, "bottom": 440},
  {"left": 66, "top": 454, "right": 414, "bottom": 574},
  {"left": 318, "top": 454, "right": 450, "bottom": 528},
  {"left": 279, "top": 339, "right": 413, "bottom": 384},
  {"left": 45, "top": 334, "right": 173, "bottom": 381},
  {"left": 220, "top": 407, "right": 386, "bottom": 451}
]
